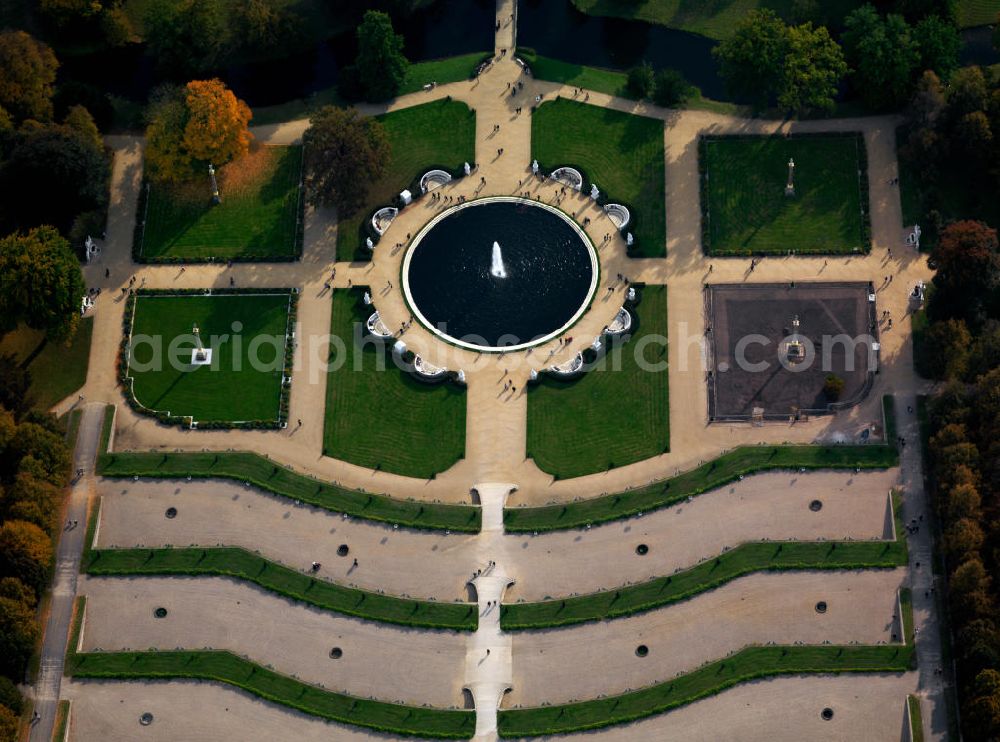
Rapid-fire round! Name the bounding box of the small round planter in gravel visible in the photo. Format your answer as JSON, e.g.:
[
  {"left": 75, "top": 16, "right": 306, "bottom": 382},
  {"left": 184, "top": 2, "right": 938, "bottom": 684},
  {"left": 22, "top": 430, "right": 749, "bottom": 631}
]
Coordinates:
[
  {"left": 809, "top": 500, "right": 823, "bottom": 512},
  {"left": 337, "top": 544, "right": 349, "bottom": 557},
  {"left": 330, "top": 647, "right": 343, "bottom": 659},
  {"left": 821, "top": 707, "right": 834, "bottom": 720},
  {"left": 815, "top": 601, "right": 828, "bottom": 614},
  {"left": 153, "top": 607, "right": 168, "bottom": 618},
  {"left": 635, "top": 645, "right": 649, "bottom": 657},
  {"left": 140, "top": 712, "right": 154, "bottom": 725},
  {"left": 635, "top": 544, "right": 649, "bottom": 555},
  {"left": 165, "top": 507, "right": 177, "bottom": 519}
]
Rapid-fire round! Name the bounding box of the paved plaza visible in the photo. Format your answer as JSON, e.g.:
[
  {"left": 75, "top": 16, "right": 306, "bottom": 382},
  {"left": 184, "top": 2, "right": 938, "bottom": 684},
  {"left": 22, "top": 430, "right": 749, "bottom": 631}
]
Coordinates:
[{"left": 30, "top": 0, "right": 949, "bottom": 740}]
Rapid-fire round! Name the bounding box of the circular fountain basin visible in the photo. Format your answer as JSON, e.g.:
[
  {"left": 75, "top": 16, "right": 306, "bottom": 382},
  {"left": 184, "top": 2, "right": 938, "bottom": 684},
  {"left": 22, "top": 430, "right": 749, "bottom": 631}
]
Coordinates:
[{"left": 402, "top": 198, "right": 598, "bottom": 351}]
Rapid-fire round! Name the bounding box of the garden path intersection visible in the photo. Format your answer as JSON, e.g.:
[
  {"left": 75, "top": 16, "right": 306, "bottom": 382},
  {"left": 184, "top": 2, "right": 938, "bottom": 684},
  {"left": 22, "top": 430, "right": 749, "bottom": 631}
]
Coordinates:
[{"left": 37, "top": 3, "right": 949, "bottom": 741}]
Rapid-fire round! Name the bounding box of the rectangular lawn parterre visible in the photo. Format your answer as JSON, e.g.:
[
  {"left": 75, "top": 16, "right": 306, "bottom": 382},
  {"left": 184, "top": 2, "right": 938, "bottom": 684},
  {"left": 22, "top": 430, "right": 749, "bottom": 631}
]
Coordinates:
[
  {"left": 701, "top": 134, "right": 868, "bottom": 256},
  {"left": 139, "top": 145, "right": 303, "bottom": 261},
  {"left": 526, "top": 285, "right": 668, "bottom": 479},
  {"left": 531, "top": 99, "right": 666, "bottom": 257},
  {"left": 127, "top": 292, "right": 292, "bottom": 423},
  {"left": 323, "top": 290, "right": 466, "bottom": 478},
  {"left": 337, "top": 99, "right": 476, "bottom": 261}
]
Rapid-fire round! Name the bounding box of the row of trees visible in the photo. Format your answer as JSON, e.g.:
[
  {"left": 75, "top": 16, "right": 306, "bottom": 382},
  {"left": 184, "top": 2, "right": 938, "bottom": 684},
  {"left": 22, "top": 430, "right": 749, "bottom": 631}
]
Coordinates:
[
  {"left": 911, "top": 58, "right": 1000, "bottom": 736},
  {"left": 713, "top": 4, "right": 963, "bottom": 114},
  {"left": 0, "top": 404, "right": 73, "bottom": 736},
  {"left": 0, "top": 29, "right": 93, "bottom": 342}
]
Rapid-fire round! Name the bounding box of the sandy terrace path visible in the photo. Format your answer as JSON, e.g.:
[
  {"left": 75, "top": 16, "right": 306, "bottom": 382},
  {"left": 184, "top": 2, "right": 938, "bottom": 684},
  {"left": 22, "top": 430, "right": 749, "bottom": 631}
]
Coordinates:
[
  {"left": 94, "top": 478, "right": 476, "bottom": 601},
  {"left": 501, "top": 469, "right": 896, "bottom": 601},
  {"left": 80, "top": 575, "right": 466, "bottom": 708},
  {"left": 546, "top": 672, "right": 917, "bottom": 741},
  {"left": 506, "top": 569, "right": 905, "bottom": 706},
  {"left": 61, "top": 678, "right": 422, "bottom": 742}
]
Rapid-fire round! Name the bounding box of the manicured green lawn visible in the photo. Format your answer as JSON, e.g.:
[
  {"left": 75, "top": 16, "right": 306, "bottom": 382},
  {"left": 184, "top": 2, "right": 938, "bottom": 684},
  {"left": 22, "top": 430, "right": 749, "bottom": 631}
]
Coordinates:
[
  {"left": 68, "top": 649, "right": 475, "bottom": 739},
  {"left": 0, "top": 318, "right": 92, "bottom": 411},
  {"left": 497, "top": 644, "right": 914, "bottom": 737},
  {"left": 96, "top": 450, "right": 481, "bottom": 531},
  {"left": 84, "top": 546, "right": 476, "bottom": 630},
  {"left": 570, "top": 0, "right": 862, "bottom": 40},
  {"left": 527, "top": 286, "right": 668, "bottom": 479},
  {"left": 323, "top": 290, "right": 466, "bottom": 478},
  {"left": 128, "top": 293, "right": 291, "bottom": 422},
  {"left": 702, "top": 134, "right": 868, "bottom": 255},
  {"left": 532, "top": 99, "right": 666, "bottom": 257},
  {"left": 140, "top": 145, "right": 302, "bottom": 260},
  {"left": 506, "top": 442, "right": 898, "bottom": 532},
  {"left": 909, "top": 695, "right": 925, "bottom": 742},
  {"left": 517, "top": 49, "right": 630, "bottom": 98},
  {"left": 337, "top": 99, "right": 476, "bottom": 261}
]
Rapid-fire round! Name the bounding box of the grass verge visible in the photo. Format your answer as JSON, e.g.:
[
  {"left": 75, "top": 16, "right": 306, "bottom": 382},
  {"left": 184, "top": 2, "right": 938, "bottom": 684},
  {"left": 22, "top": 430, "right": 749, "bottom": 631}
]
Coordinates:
[
  {"left": 95, "top": 451, "right": 480, "bottom": 532},
  {"left": 531, "top": 98, "right": 665, "bottom": 257},
  {"left": 336, "top": 98, "right": 476, "bottom": 261},
  {"left": 526, "top": 286, "right": 668, "bottom": 478},
  {"left": 502, "top": 492, "right": 905, "bottom": 629},
  {"left": 323, "top": 289, "right": 466, "bottom": 478},
  {"left": 98, "top": 404, "right": 115, "bottom": 453},
  {"left": 0, "top": 318, "right": 93, "bottom": 411},
  {"left": 251, "top": 53, "right": 490, "bottom": 126},
  {"left": 84, "top": 546, "right": 476, "bottom": 631},
  {"left": 908, "top": 694, "right": 924, "bottom": 742},
  {"left": 497, "top": 644, "right": 914, "bottom": 736},
  {"left": 52, "top": 700, "right": 70, "bottom": 742},
  {"left": 66, "top": 648, "right": 474, "bottom": 739},
  {"left": 504, "top": 443, "right": 898, "bottom": 532}
]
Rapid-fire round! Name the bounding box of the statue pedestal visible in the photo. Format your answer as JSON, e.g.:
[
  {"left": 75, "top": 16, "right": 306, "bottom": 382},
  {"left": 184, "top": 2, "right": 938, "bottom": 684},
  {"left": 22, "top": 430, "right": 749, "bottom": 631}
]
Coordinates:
[{"left": 191, "top": 349, "right": 213, "bottom": 366}]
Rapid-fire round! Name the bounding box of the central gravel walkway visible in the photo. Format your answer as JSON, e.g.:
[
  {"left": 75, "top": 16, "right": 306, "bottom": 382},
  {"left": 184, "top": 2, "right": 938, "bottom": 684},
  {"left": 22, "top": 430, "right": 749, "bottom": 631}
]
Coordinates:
[{"left": 45, "top": 1, "right": 949, "bottom": 740}]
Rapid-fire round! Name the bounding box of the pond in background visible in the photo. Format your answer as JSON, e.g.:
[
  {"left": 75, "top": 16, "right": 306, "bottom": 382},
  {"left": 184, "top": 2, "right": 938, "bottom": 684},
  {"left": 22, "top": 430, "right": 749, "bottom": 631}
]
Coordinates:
[{"left": 516, "top": 0, "right": 725, "bottom": 100}]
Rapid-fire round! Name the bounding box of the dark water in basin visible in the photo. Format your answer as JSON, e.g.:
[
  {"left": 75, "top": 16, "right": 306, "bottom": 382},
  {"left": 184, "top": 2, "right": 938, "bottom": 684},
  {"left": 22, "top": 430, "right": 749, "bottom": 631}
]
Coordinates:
[{"left": 405, "top": 200, "right": 595, "bottom": 349}]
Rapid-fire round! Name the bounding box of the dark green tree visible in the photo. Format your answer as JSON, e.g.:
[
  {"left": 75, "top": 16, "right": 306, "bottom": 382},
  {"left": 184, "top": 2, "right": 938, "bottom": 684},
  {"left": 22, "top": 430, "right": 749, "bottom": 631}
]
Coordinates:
[
  {"left": 778, "top": 22, "right": 846, "bottom": 113},
  {"left": 652, "top": 69, "right": 694, "bottom": 107},
  {"left": 913, "top": 15, "right": 961, "bottom": 78},
  {"left": 713, "top": 9, "right": 789, "bottom": 107},
  {"left": 352, "top": 10, "right": 408, "bottom": 102},
  {"left": 0, "top": 123, "right": 110, "bottom": 238},
  {"left": 0, "top": 227, "right": 85, "bottom": 340},
  {"left": 303, "top": 106, "right": 391, "bottom": 216},
  {"left": 144, "top": 0, "right": 227, "bottom": 77},
  {"left": 842, "top": 5, "right": 919, "bottom": 109},
  {"left": 626, "top": 62, "right": 654, "bottom": 99}
]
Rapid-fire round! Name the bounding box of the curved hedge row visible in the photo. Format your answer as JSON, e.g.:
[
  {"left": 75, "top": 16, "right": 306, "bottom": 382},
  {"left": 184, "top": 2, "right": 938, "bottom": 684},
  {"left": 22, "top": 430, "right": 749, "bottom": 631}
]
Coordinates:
[
  {"left": 84, "top": 546, "right": 476, "bottom": 631},
  {"left": 504, "top": 443, "right": 898, "bottom": 533},
  {"left": 96, "top": 450, "right": 481, "bottom": 532},
  {"left": 67, "top": 649, "right": 474, "bottom": 739},
  {"left": 497, "top": 644, "right": 914, "bottom": 737}
]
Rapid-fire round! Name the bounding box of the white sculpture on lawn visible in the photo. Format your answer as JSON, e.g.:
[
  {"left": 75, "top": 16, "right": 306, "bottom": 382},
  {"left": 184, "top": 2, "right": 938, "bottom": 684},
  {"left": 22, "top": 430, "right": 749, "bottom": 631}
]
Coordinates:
[{"left": 191, "top": 323, "right": 212, "bottom": 366}]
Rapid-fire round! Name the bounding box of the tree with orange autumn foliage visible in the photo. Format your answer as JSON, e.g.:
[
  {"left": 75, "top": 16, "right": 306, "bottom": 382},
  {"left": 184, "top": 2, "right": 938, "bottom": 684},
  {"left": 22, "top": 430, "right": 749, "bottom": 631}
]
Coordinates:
[
  {"left": 144, "top": 79, "right": 252, "bottom": 182},
  {"left": 0, "top": 520, "right": 53, "bottom": 594},
  {"left": 182, "top": 79, "right": 252, "bottom": 166}
]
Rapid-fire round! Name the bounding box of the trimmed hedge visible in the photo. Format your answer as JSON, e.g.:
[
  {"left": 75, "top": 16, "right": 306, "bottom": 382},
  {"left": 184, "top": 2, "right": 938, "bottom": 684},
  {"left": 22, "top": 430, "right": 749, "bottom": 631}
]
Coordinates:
[
  {"left": 84, "top": 546, "right": 476, "bottom": 631},
  {"left": 95, "top": 450, "right": 481, "bottom": 532},
  {"left": 67, "top": 649, "right": 474, "bottom": 739},
  {"left": 497, "top": 644, "right": 914, "bottom": 737},
  {"left": 504, "top": 443, "right": 898, "bottom": 533}
]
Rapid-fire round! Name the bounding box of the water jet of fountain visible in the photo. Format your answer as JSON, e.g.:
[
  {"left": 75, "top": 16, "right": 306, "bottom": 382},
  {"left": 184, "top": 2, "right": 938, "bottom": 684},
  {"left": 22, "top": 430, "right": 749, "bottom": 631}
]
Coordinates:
[{"left": 490, "top": 241, "right": 507, "bottom": 279}]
